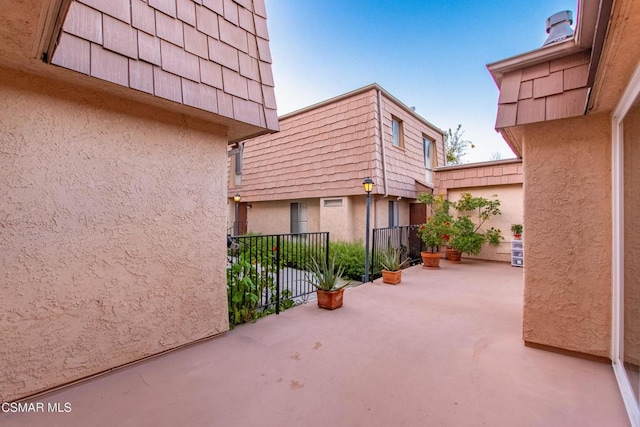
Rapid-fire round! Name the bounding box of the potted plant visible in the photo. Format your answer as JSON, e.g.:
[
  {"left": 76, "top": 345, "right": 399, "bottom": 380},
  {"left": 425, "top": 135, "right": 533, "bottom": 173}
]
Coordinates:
[
  {"left": 447, "top": 193, "right": 504, "bottom": 262},
  {"left": 511, "top": 224, "right": 523, "bottom": 239},
  {"left": 379, "top": 247, "right": 408, "bottom": 285},
  {"left": 307, "top": 256, "right": 352, "bottom": 310},
  {"left": 417, "top": 194, "right": 452, "bottom": 269}
]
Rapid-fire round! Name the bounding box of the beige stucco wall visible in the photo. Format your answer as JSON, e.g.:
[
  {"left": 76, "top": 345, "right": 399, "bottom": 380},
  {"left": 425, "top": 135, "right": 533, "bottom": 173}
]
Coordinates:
[
  {"left": 447, "top": 185, "right": 523, "bottom": 262},
  {"left": 0, "top": 69, "right": 229, "bottom": 401},
  {"left": 247, "top": 199, "right": 320, "bottom": 235},
  {"left": 320, "top": 197, "right": 353, "bottom": 242},
  {"left": 624, "top": 103, "right": 640, "bottom": 365},
  {"left": 244, "top": 195, "right": 380, "bottom": 244},
  {"left": 522, "top": 113, "right": 611, "bottom": 358}
]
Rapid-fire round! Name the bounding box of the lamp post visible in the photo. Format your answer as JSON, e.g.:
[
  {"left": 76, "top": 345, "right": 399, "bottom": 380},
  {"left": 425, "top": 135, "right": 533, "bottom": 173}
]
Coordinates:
[
  {"left": 233, "top": 193, "right": 241, "bottom": 236},
  {"left": 363, "top": 177, "right": 374, "bottom": 283}
]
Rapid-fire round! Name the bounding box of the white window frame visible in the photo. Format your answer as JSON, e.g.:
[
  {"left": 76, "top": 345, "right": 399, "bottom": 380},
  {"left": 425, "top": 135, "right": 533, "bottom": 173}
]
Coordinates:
[
  {"left": 612, "top": 59, "right": 640, "bottom": 427},
  {"left": 392, "top": 117, "right": 403, "bottom": 147},
  {"left": 290, "top": 202, "right": 308, "bottom": 234},
  {"left": 423, "top": 136, "right": 434, "bottom": 184}
]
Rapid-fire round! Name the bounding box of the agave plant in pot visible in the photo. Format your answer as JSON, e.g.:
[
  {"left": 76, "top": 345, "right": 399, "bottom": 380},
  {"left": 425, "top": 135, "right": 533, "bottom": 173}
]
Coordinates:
[
  {"left": 307, "top": 256, "right": 352, "bottom": 310},
  {"left": 379, "top": 247, "right": 408, "bottom": 285}
]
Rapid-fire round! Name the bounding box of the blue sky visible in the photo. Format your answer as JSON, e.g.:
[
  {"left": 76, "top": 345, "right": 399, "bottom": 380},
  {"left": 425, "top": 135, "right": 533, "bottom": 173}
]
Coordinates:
[{"left": 263, "top": 0, "right": 577, "bottom": 163}]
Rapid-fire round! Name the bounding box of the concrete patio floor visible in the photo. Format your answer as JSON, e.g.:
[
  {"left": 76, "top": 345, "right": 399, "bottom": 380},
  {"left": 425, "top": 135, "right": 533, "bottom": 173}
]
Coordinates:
[{"left": 2, "top": 260, "right": 630, "bottom": 426}]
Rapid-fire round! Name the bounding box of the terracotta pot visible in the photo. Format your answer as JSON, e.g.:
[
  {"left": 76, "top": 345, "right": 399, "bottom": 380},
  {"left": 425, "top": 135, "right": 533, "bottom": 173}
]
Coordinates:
[
  {"left": 446, "top": 247, "right": 462, "bottom": 263},
  {"left": 382, "top": 269, "right": 402, "bottom": 285},
  {"left": 513, "top": 234, "right": 522, "bottom": 240},
  {"left": 316, "top": 288, "right": 344, "bottom": 310},
  {"left": 421, "top": 251, "right": 441, "bottom": 269}
]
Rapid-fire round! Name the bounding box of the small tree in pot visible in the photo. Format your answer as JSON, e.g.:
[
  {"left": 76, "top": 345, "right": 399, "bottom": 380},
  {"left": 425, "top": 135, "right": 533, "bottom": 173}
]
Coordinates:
[
  {"left": 447, "top": 193, "right": 503, "bottom": 262},
  {"left": 417, "top": 194, "right": 453, "bottom": 269}
]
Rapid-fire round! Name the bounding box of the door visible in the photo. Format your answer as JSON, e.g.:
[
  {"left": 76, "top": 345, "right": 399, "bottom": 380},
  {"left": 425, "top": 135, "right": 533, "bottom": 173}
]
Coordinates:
[
  {"left": 238, "top": 202, "right": 247, "bottom": 235},
  {"left": 410, "top": 202, "right": 426, "bottom": 225},
  {"left": 613, "top": 69, "right": 640, "bottom": 425}
]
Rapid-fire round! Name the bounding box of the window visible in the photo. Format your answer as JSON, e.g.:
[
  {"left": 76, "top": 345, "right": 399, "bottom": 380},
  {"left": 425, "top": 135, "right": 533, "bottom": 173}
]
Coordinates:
[
  {"left": 423, "top": 136, "right": 434, "bottom": 184},
  {"left": 234, "top": 151, "right": 242, "bottom": 175},
  {"left": 232, "top": 143, "right": 243, "bottom": 186},
  {"left": 389, "top": 200, "right": 399, "bottom": 227},
  {"left": 290, "top": 202, "right": 308, "bottom": 234},
  {"left": 392, "top": 117, "right": 404, "bottom": 147},
  {"left": 323, "top": 198, "right": 343, "bottom": 207}
]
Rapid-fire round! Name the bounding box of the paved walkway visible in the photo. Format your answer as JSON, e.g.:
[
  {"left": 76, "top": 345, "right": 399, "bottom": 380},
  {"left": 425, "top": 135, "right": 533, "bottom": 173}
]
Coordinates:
[{"left": 1, "top": 260, "right": 630, "bottom": 426}]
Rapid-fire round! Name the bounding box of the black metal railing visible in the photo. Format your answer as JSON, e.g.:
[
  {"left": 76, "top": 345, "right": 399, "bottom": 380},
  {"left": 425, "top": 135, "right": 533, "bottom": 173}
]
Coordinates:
[
  {"left": 370, "top": 225, "right": 427, "bottom": 280},
  {"left": 226, "top": 232, "right": 329, "bottom": 326}
]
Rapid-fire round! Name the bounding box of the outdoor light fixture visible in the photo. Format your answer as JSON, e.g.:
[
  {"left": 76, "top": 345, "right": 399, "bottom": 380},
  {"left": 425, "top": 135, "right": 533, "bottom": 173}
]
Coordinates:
[
  {"left": 363, "top": 177, "right": 374, "bottom": 283},
  {"left": 363, "top": 177, "right": 374, "bottom": 194},
  {"left": 233, "top": 193, "right": 241, "bottom": 202}
]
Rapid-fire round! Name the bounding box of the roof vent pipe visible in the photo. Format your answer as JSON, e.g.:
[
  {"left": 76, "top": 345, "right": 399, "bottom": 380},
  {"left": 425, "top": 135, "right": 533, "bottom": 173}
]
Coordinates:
[{"left": 543, "top": 10, "right": 574, "bottom": 46}]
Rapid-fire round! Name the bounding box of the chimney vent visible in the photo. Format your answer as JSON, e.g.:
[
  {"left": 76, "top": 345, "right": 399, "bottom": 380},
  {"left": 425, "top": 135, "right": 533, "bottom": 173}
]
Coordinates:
[{"left": 543, "top": 10, "right": 574, "bottom": 46}]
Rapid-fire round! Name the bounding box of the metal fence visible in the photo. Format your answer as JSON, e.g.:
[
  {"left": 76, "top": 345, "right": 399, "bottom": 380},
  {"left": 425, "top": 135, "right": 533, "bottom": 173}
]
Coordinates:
[
  {"left": 370, "top": 225, "right": 427, "bottom": 280},
  {"left": 226, "top": 232, "right": 329, "bottom": 326}
]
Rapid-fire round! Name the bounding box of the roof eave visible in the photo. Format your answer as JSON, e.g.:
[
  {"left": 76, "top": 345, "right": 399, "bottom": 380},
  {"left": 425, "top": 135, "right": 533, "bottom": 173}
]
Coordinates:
[
  {"left": 487, "top": 0, "right": 603, "bottom": 88},
  {"left": 486, "top": 39, "right": 581, "bottom": 88}
]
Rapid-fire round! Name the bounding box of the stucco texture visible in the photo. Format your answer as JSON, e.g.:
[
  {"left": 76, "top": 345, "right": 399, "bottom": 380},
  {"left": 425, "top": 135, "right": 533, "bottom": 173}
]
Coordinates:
[
  {"left": 0, "top": 69, "right": 229, "bottom": 401},
  {"left": 522, "top": 113, "right": 612, "bottom": 358},
  {"left": 245, "top": 199, "right": 320, "bottom": 235}
]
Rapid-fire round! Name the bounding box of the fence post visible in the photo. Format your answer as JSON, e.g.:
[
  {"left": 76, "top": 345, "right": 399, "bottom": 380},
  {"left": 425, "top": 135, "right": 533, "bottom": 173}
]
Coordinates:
[
  {"left": 371, "top": 229, "right": 377, "bottom": 282},
  {"left": 325, "top": 232, "right": 330, "bottom": 265},
  {"left": 275, "top": 235, "right": 280, "bottom": 315}
]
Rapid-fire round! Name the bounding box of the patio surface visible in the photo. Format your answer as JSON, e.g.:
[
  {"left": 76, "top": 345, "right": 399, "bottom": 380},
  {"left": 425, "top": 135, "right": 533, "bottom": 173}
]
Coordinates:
[{"left": 2, "top": 260, "right": 630, "bottom": 426}]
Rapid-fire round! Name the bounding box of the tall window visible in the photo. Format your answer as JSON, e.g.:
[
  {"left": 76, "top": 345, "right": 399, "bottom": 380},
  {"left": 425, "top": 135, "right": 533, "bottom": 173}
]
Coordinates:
[
  {"left": 423, "top": 136, "right": 434, "bottom": 184},
  {"left": 233, "top": 144, "right": 243, "bottom": 186},
  {"left": 235, "top": 151, "right": 242, "bottom": 175},
  {"left": 389, "top": 200, "right": 399, "bottom": 227},
  {"left": 392, "top": 117, "right": 404, "bottom": 147},
  {"left": 290, "top": 202, "right": 308, "bottom": 234}
]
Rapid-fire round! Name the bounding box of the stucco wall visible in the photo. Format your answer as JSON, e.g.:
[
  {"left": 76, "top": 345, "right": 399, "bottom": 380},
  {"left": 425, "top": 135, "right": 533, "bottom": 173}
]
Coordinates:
[
  {"left": 522, "top": 113, "right": 611, "bottom": 358},
  {"left": 0, "top": 69, "right": 229, "bottom": 401},
  {"left": 447, "top": 185, "right": 523, "bottom": 262},
  {"left": 320, "top": 197, "right": 353, "bottom": 242},
  {"left": 246, "top": 199, "right": 320, "bottom": 235},
  {"left": 624, "top": 103, "right": 640, "bottom": 365}
]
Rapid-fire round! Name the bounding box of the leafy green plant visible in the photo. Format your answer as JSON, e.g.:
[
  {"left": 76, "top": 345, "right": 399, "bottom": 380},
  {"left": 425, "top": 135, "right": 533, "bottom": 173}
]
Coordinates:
[
  {"left": 226, "top": 254, "right": 261, "bottom": 327},
  {"left": 448, "top": 217, "right": 486, "bottom": 256},
  {"left": 306, "top": 256, "right": 352, "bottom": 291},
  {"left": 329, "top": 241, "right": 365, "bottom": 280},
  {"left": 379, "top": 247, "right": 408, "bottom": 271},
  {"left": 447, "top": 193, "right": 504, "bottom": 256},
  {"left": 227, "top": 249, "right": 294, "bottom": 328},
  {"left": 511, "top": 224, "right": 523, "bottom": 235},
  {"left": 417, "top": 193, "right": 453, "bottom": 252}
]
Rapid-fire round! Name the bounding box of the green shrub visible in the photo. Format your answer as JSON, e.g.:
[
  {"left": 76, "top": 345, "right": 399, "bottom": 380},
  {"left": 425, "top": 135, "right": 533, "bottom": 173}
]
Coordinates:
[{"left": 329, "top": 241, "right": 365, "bottom": 281}]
